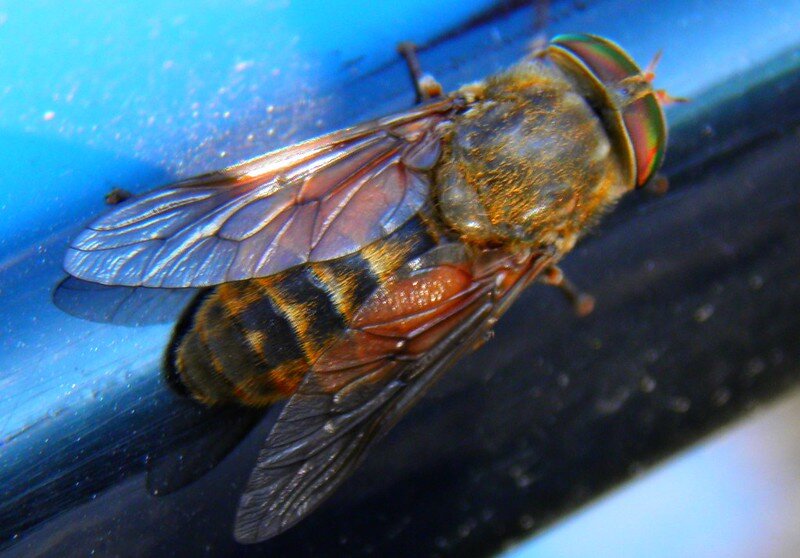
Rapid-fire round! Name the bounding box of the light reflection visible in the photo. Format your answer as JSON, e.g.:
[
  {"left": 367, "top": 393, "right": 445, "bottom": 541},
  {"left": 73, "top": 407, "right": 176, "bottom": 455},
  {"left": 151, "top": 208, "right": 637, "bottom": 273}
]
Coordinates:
[{"left": 503, "top": 391, "right": 800, "bottom": 558}]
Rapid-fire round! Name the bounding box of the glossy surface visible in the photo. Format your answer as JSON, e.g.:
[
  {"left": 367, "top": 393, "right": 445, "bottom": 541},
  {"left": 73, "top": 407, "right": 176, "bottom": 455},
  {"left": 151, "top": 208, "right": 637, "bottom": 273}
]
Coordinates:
[
  {"left": 2, "top": 0, "right": 800, "bottom": 556},
  {"left": 550, "top": 34, "right": 666, "bottom": 186},
  {"left": 235, "top": 247, "right": 545, "bottom": 541},
  {"left": 60, "top": 29, "right": 657, "bottom": 540}
]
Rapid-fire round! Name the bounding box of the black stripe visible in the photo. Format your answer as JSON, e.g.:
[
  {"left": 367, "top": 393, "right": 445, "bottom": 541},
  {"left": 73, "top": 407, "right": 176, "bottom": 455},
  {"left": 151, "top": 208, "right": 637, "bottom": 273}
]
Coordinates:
[
  {"left": 167, "top": 213, "right": 441, "bottom": 405},
  {"left": 199, "top": 287, "right": 280, "bottom": 387},
  {"left": 319, "top": 214, "right": 437, "bottom": 315},
  {"left": 165, "top": 287, "right": 215, "bottom": 396},
  {"left": 391, "top": 214, "right": 438, "bottom": 262},
  {"left": 233, "top": 282, "right": 307, "bottom": 369},
  {"left": 278, "top": 267, "right": 347, "bottom": 351},
  {"left": 182, "top": 325, "right": 236, "bottom": 399},
  {"left": 325, "top": 251, "right": 380, "bottom": 310}
]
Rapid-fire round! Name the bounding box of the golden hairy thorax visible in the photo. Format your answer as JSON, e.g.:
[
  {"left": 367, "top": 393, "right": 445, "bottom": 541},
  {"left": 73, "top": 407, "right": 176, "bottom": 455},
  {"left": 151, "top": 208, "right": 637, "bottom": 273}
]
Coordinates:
[{"left": 435, "top": 60, "right": 630, "bottom": 254}]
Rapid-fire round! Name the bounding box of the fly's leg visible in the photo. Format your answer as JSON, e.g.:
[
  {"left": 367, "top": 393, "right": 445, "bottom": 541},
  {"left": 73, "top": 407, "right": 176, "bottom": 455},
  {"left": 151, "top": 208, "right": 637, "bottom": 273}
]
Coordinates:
[
  {"left": 644, "top": 174, "right": 670, "bottom": 196},
  {"left": 541, "top": 265, "right": 595, "bottom": 317},
  {"left": 397, "top": 42, "right": 443, "bottom": 103},
  {"left": 105, "top": 187, "right": 132, "bottom": 205},
  {"left": 529, "top": 0, "right": 550, "bottom": 54}
]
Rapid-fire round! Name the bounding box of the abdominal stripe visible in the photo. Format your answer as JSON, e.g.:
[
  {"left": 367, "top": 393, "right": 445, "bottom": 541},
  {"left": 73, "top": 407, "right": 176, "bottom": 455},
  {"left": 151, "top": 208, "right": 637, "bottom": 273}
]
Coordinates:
[{"left": 172, "top": 215, "right": 438, "bottom": 406}]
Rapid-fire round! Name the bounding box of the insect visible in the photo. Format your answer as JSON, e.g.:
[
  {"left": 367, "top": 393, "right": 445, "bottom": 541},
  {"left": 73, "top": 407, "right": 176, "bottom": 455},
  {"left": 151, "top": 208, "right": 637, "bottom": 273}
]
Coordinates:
[{"left": 62, "top": 34, "right": 668, "bottom": 543}]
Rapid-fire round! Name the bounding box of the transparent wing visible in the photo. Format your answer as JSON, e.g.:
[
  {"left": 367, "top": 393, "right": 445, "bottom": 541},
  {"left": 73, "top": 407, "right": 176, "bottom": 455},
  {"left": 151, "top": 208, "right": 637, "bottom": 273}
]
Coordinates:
[
  {"left": 64, "top": 99, "right": 454, "bottom": 288},
  {"left": 146, "top": 407, "right": 264, "bottom": 496},
  {"left": 52, "top": 276, "right": 200, "bottom": 326},
  {"left": 233, "top": 246, "right": 550, "bottom": 543}
]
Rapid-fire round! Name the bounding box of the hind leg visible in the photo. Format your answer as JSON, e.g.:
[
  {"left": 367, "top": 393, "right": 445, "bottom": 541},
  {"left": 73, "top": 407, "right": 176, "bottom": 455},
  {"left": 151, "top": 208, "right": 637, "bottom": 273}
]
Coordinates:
[{"left": 540, "top": 265, "right": 595, "bottom": 317}]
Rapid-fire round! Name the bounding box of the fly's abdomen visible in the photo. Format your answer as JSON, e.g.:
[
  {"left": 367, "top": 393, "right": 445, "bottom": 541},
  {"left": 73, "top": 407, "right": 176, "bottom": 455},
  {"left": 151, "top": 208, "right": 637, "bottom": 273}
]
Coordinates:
[{"left": 168, "top": 215, "right": 437, "bottom": 407}]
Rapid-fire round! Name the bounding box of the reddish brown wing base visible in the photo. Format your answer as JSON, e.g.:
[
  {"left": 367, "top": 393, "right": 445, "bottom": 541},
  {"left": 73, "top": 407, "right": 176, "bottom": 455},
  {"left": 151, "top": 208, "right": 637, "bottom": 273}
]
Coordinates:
[
  {"left": 233, "top": 245, "right": 550, "bottom": 543},
  {"left": 64, "top": 99, "right": 455, "bottom": 288}
]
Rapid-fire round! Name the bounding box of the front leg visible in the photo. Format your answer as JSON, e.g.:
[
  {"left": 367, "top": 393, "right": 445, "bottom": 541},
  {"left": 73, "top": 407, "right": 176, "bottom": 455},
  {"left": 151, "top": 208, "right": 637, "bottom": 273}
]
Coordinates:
[{"left": 397, "top": 42, "right": 443, "bottom": 103}]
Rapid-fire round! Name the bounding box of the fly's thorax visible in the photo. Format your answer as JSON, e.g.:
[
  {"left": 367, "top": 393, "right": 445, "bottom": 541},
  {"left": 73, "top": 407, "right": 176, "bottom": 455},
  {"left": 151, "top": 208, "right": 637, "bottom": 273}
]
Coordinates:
[{"left": 434, "top": 61, "right": 629, "bottom": 253}]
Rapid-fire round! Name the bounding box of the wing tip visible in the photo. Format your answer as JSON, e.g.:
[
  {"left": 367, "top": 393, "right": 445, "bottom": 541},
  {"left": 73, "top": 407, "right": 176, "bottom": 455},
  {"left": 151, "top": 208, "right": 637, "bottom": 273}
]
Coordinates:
[
  {"left": 62, "top": 246, "right": 96, "bottom": 284},
  {"left": 61, "top": 246, "right": 130, "bottom": 287},
  {"left": 233, "top": 509, "right": 292, "bottom": 544}
]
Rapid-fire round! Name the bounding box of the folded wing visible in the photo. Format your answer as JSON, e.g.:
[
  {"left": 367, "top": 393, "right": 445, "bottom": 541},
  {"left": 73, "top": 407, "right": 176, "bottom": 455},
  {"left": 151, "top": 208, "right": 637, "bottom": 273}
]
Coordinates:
[
  {"left": 52, "top": 276, "right": 199, "bottom": 326},
  {"left": 64, "top": 100, "right": 453, "bottom": 287},
  {"left": 233, "top": 245, "right": 549, "bottom": 543}
]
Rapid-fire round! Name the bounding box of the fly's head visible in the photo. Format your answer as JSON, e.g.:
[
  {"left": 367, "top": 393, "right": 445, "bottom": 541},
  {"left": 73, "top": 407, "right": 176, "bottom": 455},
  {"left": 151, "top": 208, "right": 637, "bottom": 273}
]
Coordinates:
[{"left": 546, "top": 33, "right": 669, "bottom": 190}]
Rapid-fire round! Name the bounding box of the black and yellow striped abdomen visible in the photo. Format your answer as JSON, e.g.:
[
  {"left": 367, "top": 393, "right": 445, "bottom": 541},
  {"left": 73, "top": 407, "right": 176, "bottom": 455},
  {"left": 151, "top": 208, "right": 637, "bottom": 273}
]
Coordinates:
[{"left": 167, "top": 215, "right": 438, "bottom": 407}]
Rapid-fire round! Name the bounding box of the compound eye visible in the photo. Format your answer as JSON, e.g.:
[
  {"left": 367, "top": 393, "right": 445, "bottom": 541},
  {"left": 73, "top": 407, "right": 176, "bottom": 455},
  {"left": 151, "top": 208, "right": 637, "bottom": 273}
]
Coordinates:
[{"left": 550, "top": 34, "right": 667, "bottom": 187}]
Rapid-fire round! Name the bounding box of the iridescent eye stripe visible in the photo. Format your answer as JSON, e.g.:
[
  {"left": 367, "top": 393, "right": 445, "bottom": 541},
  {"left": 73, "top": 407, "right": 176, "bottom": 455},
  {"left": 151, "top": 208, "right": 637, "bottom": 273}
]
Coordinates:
[
  {"left": 623, "top": 94, "right": 666, "bottom": 185},
  {"left": 551, "top": 34, "right": 667, "bottom": 186}
]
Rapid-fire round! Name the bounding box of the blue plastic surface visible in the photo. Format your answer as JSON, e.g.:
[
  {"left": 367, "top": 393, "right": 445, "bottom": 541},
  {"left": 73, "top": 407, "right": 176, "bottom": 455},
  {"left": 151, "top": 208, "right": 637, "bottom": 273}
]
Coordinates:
[{"left": 2, "top": 0, "right": 800, "bottom": 554}]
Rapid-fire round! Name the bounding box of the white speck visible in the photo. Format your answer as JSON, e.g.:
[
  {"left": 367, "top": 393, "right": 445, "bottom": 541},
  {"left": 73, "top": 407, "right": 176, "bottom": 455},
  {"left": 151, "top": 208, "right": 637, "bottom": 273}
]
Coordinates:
[
  {"left": 595, "top": 387, "right": 631, "bottom": 414},
  {"left": 640, "top": 375, "right": 657, "bottom": 393},
  {"left": 458, "top": 519, "right": 477, "bottom": 538},
  {"left": 748, "top": 274, "right": 764, "bottom": 290},
  {"left": 668, "top": 396, "right": 691, "bottom": 413},
  {"left": 746, "top": 358, "right": 766, "bottom": 377},
  {"left": 234, "top": 60, "right": 254, "bottom": 72},
  {"left": 693, "top": 303, "right": 715, "bottom": 323},
  {"left": 713, "top": 388, "right": 731, "bottom": 406},
  {"left": 509, "top": 465, "right": 533, "bottom": 488}
]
